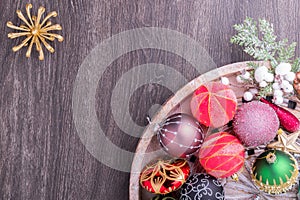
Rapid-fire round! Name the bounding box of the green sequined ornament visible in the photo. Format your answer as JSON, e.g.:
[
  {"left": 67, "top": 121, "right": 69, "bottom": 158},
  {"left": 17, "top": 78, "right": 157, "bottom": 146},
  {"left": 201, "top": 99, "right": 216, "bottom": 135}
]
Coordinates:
[{"left": 252, "top": 149, "right": 298, "bottom": 194}]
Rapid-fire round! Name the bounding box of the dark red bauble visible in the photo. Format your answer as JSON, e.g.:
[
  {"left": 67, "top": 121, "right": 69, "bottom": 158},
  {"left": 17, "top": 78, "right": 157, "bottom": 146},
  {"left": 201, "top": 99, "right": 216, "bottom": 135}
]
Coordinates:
[
  {"left": 140, "top": 159, "right": 190, "bottom": 194},
  {"left": 157, "top": 113, "right": 205, "bottom": 158}
]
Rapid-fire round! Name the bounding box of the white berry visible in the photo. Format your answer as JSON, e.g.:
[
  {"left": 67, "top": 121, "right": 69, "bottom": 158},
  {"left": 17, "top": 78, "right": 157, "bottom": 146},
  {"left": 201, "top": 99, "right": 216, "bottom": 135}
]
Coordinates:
[
  {"left": 273, "top": 89, "right": 283, "bottom": 97},
  {"left": 275, "top": 62, "right": 291, "bottom": 75},
  {"left": 272, "top": 82, "right": 281, "bottom": 90},
  {"left": 274, "top": 96, "right": 284, "bottom": 105},
  {"left": 236, "top": 75, "right": 244, "bottom": 83},
  {"left": 259, "top": 81, "right": 268, "bottom": 88},
  {"left": 272, "top": 83, "right": 281, "bottom": 90},
  {"left": 284, "top": 72, "right": 296, "bottom": 82},
  {"left": 243, "top": 91, "right": 253, "bottom": 101},
  {"left": 281, "top": 80, "right": 290, "bottom": 88},
  {"left": 255, "top": 66, "right": 268, "bottom": 82},
  {"left": 241, "top": 71, "right": 251, "bottom": 80},
  {"left": 282, "top": 83, "right": 294, "bottom": 93},
  {"left": 264, "top": 73, "right": 274, "bottom": 82},
  {"left": 221, "top": 77, "right": 230, "bottom": 85}
]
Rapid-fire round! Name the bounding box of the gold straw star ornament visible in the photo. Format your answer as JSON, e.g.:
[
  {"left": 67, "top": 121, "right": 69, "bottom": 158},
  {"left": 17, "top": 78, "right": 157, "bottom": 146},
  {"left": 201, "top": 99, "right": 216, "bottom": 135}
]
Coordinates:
[
  {"left": 7, "top": 4, "right": 63, "bottom": 60},
  {"left": 267, "top": 129, "right": 300, "bottom": 154}
]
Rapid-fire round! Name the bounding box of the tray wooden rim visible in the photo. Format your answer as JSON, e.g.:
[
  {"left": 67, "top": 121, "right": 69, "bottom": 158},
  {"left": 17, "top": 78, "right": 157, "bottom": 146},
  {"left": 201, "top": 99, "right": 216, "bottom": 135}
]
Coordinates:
[{"left": 129, "top": 61, "right": 269, "bottom": 200}]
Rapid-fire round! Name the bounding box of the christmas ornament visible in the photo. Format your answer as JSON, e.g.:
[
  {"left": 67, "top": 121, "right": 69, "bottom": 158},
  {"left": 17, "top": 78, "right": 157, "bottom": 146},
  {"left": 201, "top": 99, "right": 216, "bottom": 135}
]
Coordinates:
[
  {"left": 140, "top": 159, "right": 190, "bottom": 194},
  {"left": 157, "top": 113, "right": 204, "bottom": 158},
  {"left": 285, "top": 72, "right": 296, "bottom": 82},
  {"left": 224, "top": 148, "right": 298, "bottom": 199},
  {"left": 151, "top": 195, "right": 176, "bottom": 200},
  {"left": 190, "top": 82, "right": 237, "bottom": 128},
  {"left": 180, "top": 173, "right": 224, "bottom": 200},
  {"left": 243, "top": 91, "right": 253, "bottom": 102},
  {"left": 275, "top": 63, "right": 292, "bottom": 76},
  {"left": 293, "top": 71, "right": 300, "bottom": 97},
  {"left": 261, "top": 98, "right": 300, "bottom": 132},
  {"left": 233, "top": 101, "right": 279, "bottom": 147},
  {"left": 220, "top": 77, "right": 230, "bottom": 85},
  {"left": 267, "top": 129, "right": 300, "bottom": 154},
  {"left": 252, "top": 149, "right": 298, "bottom": 194},
  {"left": 7, "top": 4, "right": 63, "bottom": 60},
  {"left": 254, "top": 66, "right": 269, "bottom": 82},
  {"left": 199, "top": 132, "right": 245, "bottom": 178}
]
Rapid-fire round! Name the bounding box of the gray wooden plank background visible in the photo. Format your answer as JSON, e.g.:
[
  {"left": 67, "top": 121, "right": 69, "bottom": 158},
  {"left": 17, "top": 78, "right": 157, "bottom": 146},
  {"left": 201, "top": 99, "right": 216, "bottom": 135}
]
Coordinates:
[{"left": 1, "top": 0, "right": 300, "bottom": 199}]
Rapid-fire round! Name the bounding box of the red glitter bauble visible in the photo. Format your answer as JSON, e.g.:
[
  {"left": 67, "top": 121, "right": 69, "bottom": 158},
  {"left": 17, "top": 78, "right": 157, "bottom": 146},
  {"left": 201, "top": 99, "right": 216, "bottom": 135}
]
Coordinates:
[
  {"left": 190, "top": 82, "right": 237, "bottom": 128},
  {"left": 261, "top": 98, "right": 300, "bottom": 132},
  {"left": 140, "top": 159, "right": 190, "bottom": 194},
  {"left": 199, "top": 132, "right": 245, "bottom": 178}
]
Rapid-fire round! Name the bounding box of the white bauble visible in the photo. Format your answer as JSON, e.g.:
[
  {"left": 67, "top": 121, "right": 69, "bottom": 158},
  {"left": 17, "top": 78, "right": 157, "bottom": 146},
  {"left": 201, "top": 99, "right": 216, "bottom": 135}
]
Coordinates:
[{"left": 275, "top": 62, "right": 291, "bottom": 75}]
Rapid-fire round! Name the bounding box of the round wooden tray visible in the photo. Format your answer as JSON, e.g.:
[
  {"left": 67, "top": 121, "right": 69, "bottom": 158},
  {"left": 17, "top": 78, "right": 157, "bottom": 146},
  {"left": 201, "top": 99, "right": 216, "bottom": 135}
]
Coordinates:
[{"left": 129, "top": 61, "right": 300, "bottom": 200}]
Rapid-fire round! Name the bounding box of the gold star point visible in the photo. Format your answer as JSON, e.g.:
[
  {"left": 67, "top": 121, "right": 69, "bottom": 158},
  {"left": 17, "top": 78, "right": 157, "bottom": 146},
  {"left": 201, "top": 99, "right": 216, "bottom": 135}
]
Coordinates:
[
  {"left": 7, "top": 4, "right": 63, "bottom": 60},
  {"left": 267, "top": 129, "right": 300, "bottom": 154}
]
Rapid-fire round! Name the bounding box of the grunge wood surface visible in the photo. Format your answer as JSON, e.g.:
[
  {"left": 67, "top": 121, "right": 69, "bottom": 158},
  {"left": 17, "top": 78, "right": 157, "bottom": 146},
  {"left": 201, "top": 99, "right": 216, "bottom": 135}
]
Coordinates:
[{"left": 0, "top": 0, "right": 300, "bottom": 199}]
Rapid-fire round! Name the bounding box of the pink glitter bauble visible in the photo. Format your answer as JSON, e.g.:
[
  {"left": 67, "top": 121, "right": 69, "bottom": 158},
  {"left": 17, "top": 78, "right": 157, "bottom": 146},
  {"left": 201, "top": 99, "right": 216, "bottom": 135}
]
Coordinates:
[{"left": 233, "top": 101, "right": 279, "bottom": 147}]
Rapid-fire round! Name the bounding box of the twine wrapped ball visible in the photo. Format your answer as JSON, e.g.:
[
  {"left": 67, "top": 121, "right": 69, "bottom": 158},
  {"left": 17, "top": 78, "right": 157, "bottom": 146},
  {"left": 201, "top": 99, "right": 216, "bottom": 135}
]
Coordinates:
[
  {"left": 233, "top": 101, "right": 279, "bottom": 147},
  {"left": 157, "top": 113, "right": 204, "bottom": 158},
  {"left": 199, "top": 132, "right": 245, "bottom": 178},
  {"left": 190, "top": 82, "right": 237, "bottom": 128}
]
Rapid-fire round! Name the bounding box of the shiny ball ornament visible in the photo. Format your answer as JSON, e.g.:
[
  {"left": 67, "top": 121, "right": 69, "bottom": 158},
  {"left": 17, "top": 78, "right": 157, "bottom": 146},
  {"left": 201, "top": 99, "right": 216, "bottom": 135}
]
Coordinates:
[
  {"left": 190, "top": 81, "right": 237, "bottom": 128},
  {"left": 252, "top": 149, "right": 298, "bottom": 194},
  {"left": 199, "top": 132, "right": 245, "bottom": 178},
  {"left": 293, "top": 71, "right": 300, "bottom": 97},
  {"left": 140, "top": 159, "right": 190, "bottom": 194},
  {"left": 180, "top": 173, "right": 224, "bottom": 200},
  {"left": 233, "top": 101, "right": 279, "bottom": 147},
  {"left": 157, "top": 113, "right": 204, "bottom": 158}
]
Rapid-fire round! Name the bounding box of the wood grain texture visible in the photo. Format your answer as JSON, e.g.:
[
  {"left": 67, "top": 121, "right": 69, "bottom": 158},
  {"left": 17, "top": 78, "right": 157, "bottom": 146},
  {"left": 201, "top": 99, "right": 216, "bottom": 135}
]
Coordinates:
[{"left": 0, "top": 0, "right": 300, "bottom": 199}]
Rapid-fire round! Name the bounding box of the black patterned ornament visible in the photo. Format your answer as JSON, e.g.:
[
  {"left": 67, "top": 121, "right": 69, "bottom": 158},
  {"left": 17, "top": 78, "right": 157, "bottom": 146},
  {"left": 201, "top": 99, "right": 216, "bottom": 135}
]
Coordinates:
[
  {"left": 180, "top": 173, "right": 224, "bottom": 200},
  {"left": 151, "top": 195, "right": 176, "bottom": 200}
]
